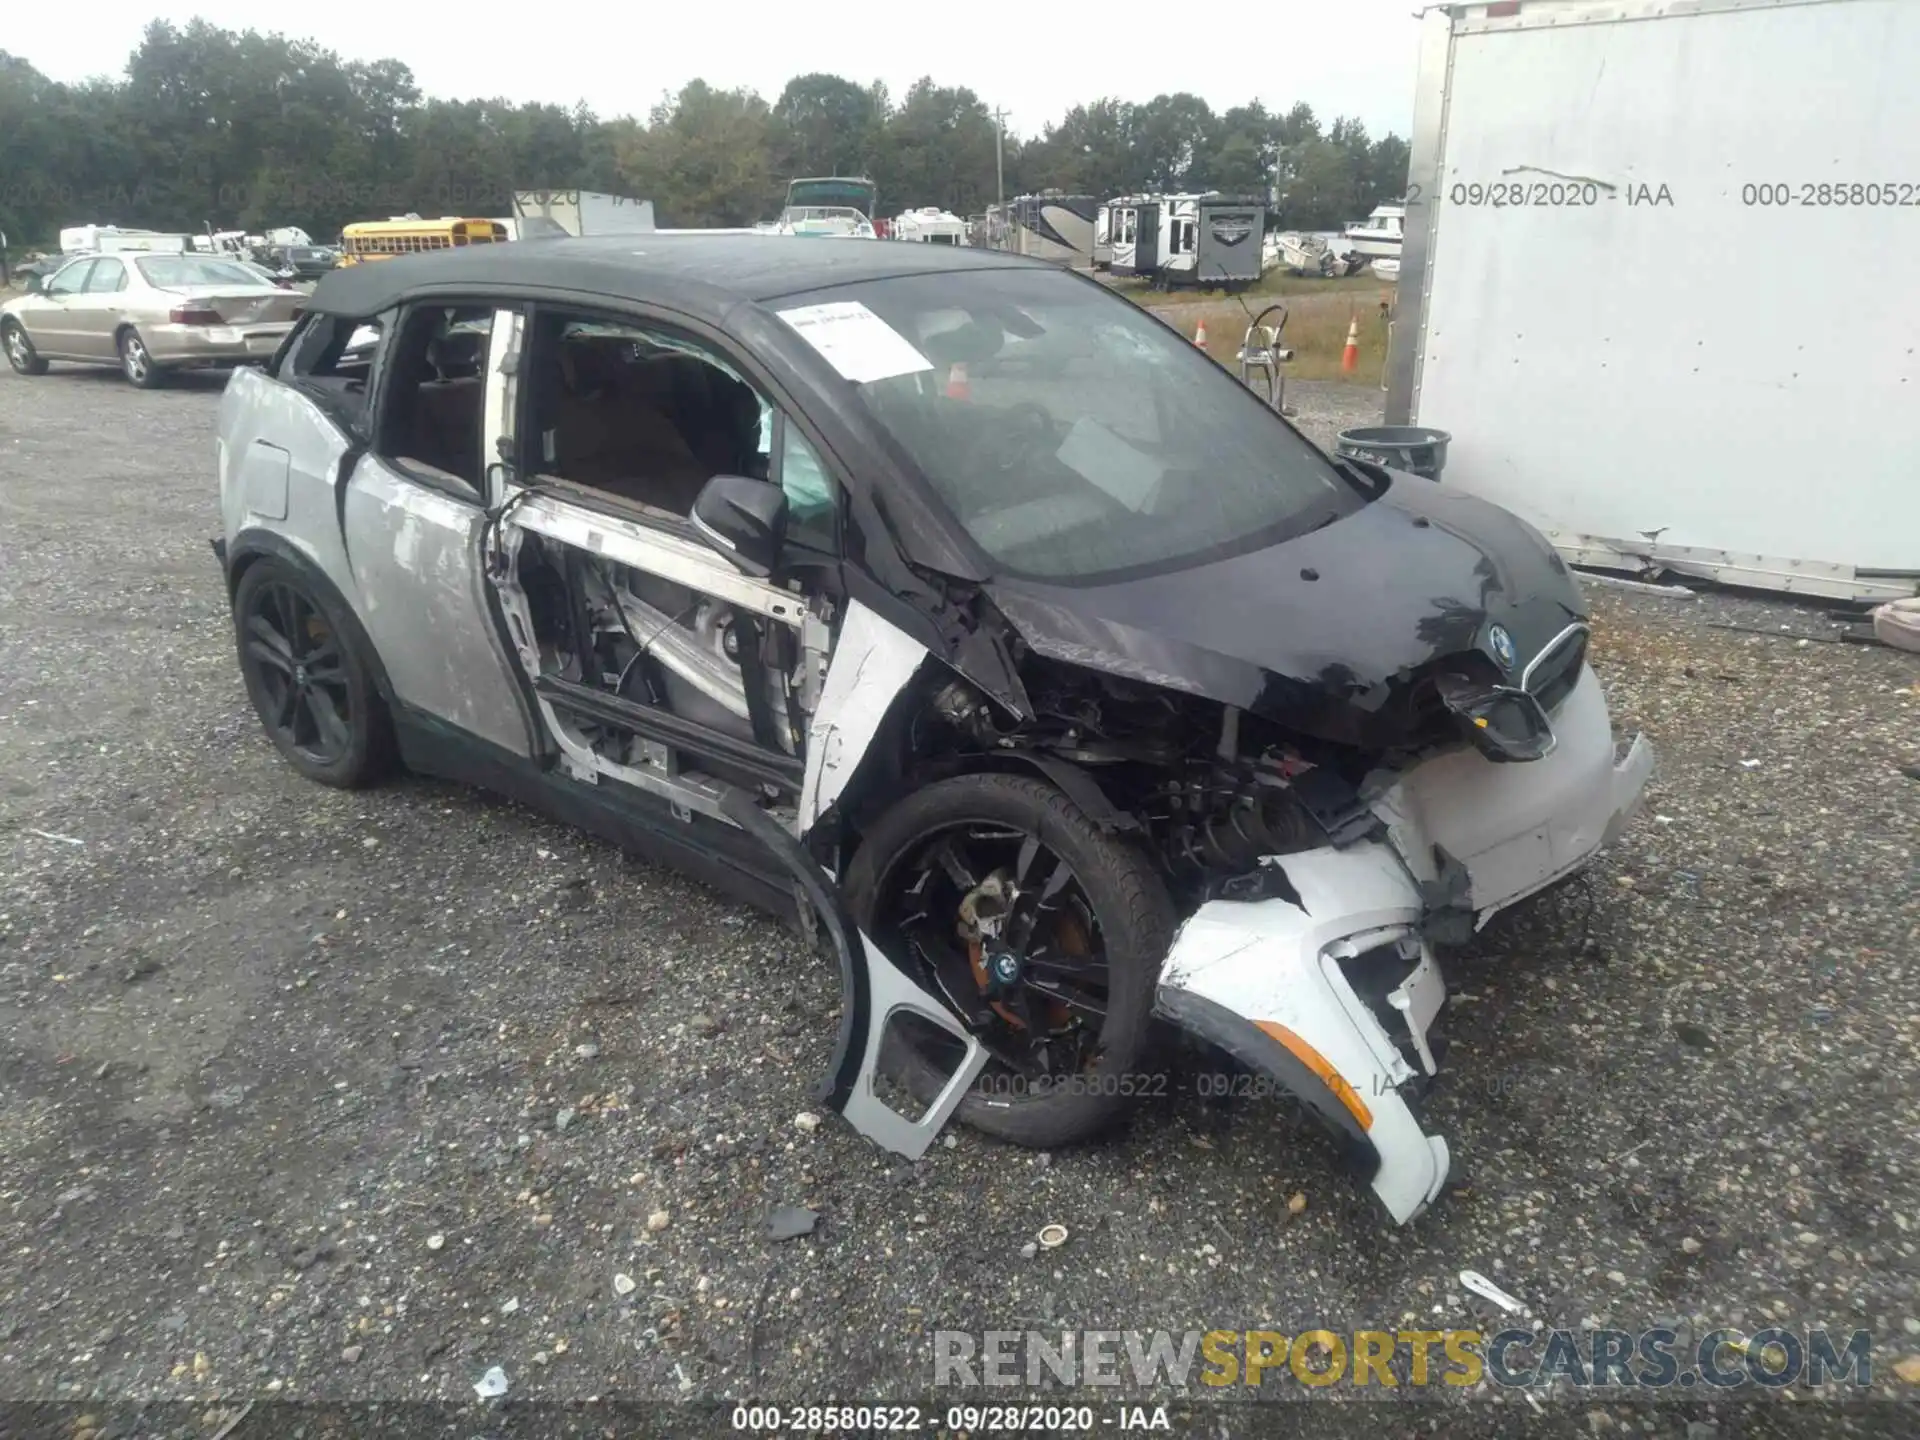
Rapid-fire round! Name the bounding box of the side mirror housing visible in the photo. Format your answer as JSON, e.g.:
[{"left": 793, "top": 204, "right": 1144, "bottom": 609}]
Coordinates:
[{"left": 691, "top": 473, "right": 788, "bottom": 578}]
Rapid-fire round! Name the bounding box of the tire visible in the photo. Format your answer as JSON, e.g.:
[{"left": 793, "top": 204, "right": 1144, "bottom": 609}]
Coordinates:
[
  {"left": 117, "top": 327, "right": 164, "bottom": 388},
  {"left": 2, "top": 319, "right": 48, "bottom": 376},
  {"left": 842, "top": 772, "right": 1176, "bottom": 1149},
  {"left": 232, "top": 557, "right": 395, "bottom": 788}
]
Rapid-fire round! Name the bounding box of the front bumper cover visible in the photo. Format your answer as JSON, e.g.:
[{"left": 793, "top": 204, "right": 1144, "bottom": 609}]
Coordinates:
[
  {"left": 1154, "top": 666, "right": 1653, "bottom": 1225},
  {"left": 1372, "top": 662, "right": 1655, "bottom": 927},
  {"left": 1156, "top": 842, "right": 1453, "bottom": 1224}
]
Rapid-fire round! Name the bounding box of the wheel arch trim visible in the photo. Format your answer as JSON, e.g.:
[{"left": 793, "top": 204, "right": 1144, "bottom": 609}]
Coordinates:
[{"left": 226, "top": 528, "right": 397, "bottom": 706}]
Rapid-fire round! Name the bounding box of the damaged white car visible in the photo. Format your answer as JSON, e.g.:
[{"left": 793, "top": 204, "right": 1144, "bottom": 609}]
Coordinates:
[{"left": 213, "top": 236, "right": 1651, "bottom": 1224}]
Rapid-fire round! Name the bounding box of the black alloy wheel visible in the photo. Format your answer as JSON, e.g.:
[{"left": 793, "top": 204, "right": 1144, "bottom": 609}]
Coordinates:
[
  {"left": 232, "top": 558, "right": 393, "bottom": 788},
  {"left": 844, "top": 773, "right": 1175, "bottom": 1148}
]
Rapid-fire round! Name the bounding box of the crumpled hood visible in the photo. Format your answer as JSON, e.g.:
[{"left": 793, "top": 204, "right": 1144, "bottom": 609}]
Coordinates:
[{"left": 987, "top": 476, "right": 1589, "bottom": 748}]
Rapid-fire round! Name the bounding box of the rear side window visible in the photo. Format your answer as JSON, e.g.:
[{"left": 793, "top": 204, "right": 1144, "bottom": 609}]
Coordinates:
[
  {"left": 373, "top": 304, "right": 496, "bottom": 494},
  {"left": 134, "top": 255, "right": 267, "bottom": 288},
  {"left": 276, "top": 312, "right": 391, "bottom": 438},
  {"left": 83, "top": 259, "right": 128, "bottom": 293}
]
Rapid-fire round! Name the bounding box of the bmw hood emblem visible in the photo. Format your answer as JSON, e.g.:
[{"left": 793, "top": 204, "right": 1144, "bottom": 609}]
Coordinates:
[{"left": 1487, "top": 624, "right": 1518, "bottom": 672}]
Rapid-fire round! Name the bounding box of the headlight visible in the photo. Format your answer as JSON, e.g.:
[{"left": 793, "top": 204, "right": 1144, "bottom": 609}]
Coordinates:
[{"left": 1431, "top": 672, "right": 1556, "bottom": 763}]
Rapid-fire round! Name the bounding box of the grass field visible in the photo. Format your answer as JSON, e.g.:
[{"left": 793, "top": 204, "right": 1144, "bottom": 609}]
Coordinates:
[
  {"left": 1106, "top": 270, "right": 1397, "bottom": 383},
  {"left": 1162, "top": 289, "right": 1396, "bottom": 383},
  {"left": 1112, "top": 269, "right": 1388, "bottom": 308}
]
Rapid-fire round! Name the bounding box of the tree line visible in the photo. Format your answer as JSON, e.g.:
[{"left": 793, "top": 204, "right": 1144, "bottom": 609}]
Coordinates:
[{"left": 0, "top": 21, "right": 1409, "bottom": 249}]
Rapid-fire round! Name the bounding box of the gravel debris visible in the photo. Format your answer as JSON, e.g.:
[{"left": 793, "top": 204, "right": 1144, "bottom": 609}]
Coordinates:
[
  {"left": 767, "top": 1205, "right": 821, "bottom": 1242},
  {"left": 473, "top": 1365, "right": 509, "bottom": 1399}
]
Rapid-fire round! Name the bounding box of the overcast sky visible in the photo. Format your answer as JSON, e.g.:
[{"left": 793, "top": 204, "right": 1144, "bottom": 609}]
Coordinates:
[{"left": 9, "top": 2, "right": 1424, "bottom": 140}]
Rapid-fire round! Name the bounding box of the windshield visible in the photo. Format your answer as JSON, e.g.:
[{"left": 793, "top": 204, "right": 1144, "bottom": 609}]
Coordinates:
[
  {"left": 136, "top": 256, "right": 273, "bottom": 288},
  {"left": 775, "top": 268, "right": 1358, "bottom": 581}
]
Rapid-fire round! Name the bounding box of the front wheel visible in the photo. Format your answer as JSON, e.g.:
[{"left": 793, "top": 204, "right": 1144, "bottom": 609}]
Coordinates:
[
  {"left": 842, "top": 772, "right": 1176, "bottom": 1149},
  {"left": 3, "top": 320, "right": 48, "bottom": 375},
  {"left": 118, "top": 328, "right": 164, "bottom": 388}
]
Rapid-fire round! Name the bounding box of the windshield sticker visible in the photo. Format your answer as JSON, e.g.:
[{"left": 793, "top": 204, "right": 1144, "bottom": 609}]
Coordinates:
[
  {"left": 777, "top": 301, "right": 933, "bottom": 385},
  {"left": 1056, "top": 416, "right": 1168, "bottom": 511}
]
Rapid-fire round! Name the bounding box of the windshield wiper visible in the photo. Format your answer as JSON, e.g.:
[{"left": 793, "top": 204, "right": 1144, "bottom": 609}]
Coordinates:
[
  {"left": 1326, "top": 453, "right": 1386, "bottom": 496},
  {"left": 1306, "top": 508, "right": 1345, "bottom": 534}
]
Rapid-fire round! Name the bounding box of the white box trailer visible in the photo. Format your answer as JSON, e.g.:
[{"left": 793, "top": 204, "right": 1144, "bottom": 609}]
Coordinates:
[
  {"left": 1385, "top": 0, "right": 1920, "bottom": 602},
  {"left": 511, "top": 190, "right": 656, "bottom": 239}
]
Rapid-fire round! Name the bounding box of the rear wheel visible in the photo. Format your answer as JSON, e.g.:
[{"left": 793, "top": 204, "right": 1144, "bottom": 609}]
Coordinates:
[
  {"left": 233, "top": 558, "right": 394, "bottom": 788},
  {"left": 842, "top": 773, "right": 1175, "bottom": 1148},
  {"left": 118, "top": 327, "right": 164, "bottom": 388},
  {"left": 2, "top": 320, "right": 48, "bottom": 375}
]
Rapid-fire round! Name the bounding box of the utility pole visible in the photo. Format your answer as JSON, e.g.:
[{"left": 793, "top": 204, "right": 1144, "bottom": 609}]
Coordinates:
[{"left": 992, "top": 106, "right": 1008, "bottom": 210}]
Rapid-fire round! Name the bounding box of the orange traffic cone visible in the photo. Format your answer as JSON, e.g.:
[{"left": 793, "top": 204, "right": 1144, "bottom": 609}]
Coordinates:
[
  {"left": 946, "top": 363, "right": 970, "bottom": 400},
  {"left": 1194, "top": 319, "right": 1209, "bottom": 348},
  {"left": 1340, "top": 316, "right": 1360, "bottom": 373}
]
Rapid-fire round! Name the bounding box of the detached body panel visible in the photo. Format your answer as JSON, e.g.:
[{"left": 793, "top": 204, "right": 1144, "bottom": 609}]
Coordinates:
[
  {"left": 1158, "top": 843, "right": 1451, "bottom": 1224},
  {"left": 1156, "top": 664, "right": 1651, "bottom": 1224}
]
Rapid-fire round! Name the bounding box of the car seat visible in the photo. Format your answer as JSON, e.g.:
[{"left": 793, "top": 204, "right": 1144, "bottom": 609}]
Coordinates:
[
  {"left": 546, "top": 339, "right": 710, "bottom": 512},
  {"left": 408, "top": 327, "right": 488, "bottom": 483}
]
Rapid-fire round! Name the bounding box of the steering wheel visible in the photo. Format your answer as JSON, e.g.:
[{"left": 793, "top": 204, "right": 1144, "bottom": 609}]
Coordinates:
[{"left": 986, "top": 401, "right": 1057, "bottom": 473}]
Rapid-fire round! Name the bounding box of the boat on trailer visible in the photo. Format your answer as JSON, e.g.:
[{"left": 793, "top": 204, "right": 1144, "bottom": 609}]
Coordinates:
[
  {"left": 777, "top": 176, "right": 881, "bottom": 238},
  {"left": 1343, "top": 203, "right": 1405, "bottom": 261}
]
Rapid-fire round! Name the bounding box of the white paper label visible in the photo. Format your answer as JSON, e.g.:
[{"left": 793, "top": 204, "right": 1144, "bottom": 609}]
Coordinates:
[
  {"left": 777, "top": 301, "right": 933, "bottom": 385},
  {"left": 1056, "top": 416, "right": 1167, "bottom": 511}
]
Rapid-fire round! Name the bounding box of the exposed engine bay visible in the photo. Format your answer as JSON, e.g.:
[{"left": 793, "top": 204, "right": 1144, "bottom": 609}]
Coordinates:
[{"left": 917, "top": 664, "right": 1361, "bottom": 903}]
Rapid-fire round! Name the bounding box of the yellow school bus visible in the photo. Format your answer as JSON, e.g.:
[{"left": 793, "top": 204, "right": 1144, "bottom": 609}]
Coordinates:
[{"left": 336, "top": 217, "right": 509, "bottom": 266}]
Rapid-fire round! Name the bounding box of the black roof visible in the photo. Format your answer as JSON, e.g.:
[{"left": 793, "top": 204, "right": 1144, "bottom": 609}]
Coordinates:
[{"left": 306, "top": 233, "right": 1049, "bottom": 320}]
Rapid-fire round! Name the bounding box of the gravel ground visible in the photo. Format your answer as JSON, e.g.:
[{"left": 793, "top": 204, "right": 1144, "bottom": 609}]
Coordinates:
[{"left": 0, "top": 360, "right": 1916, "bottom": 1435}]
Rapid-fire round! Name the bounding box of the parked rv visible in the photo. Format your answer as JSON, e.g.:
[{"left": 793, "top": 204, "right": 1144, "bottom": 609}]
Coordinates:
[
  {"left": 58, "top": 226, "right": 194, "bottom": 256},
  {"left": 1105, "top": 193, "right": 1267, "bottom": 290},
  {"left": 990, "top": 193, "right": 1099, "bottom": 267},
  {"left": 891, "top": 207, "right": 967, "bottom": 245}
]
